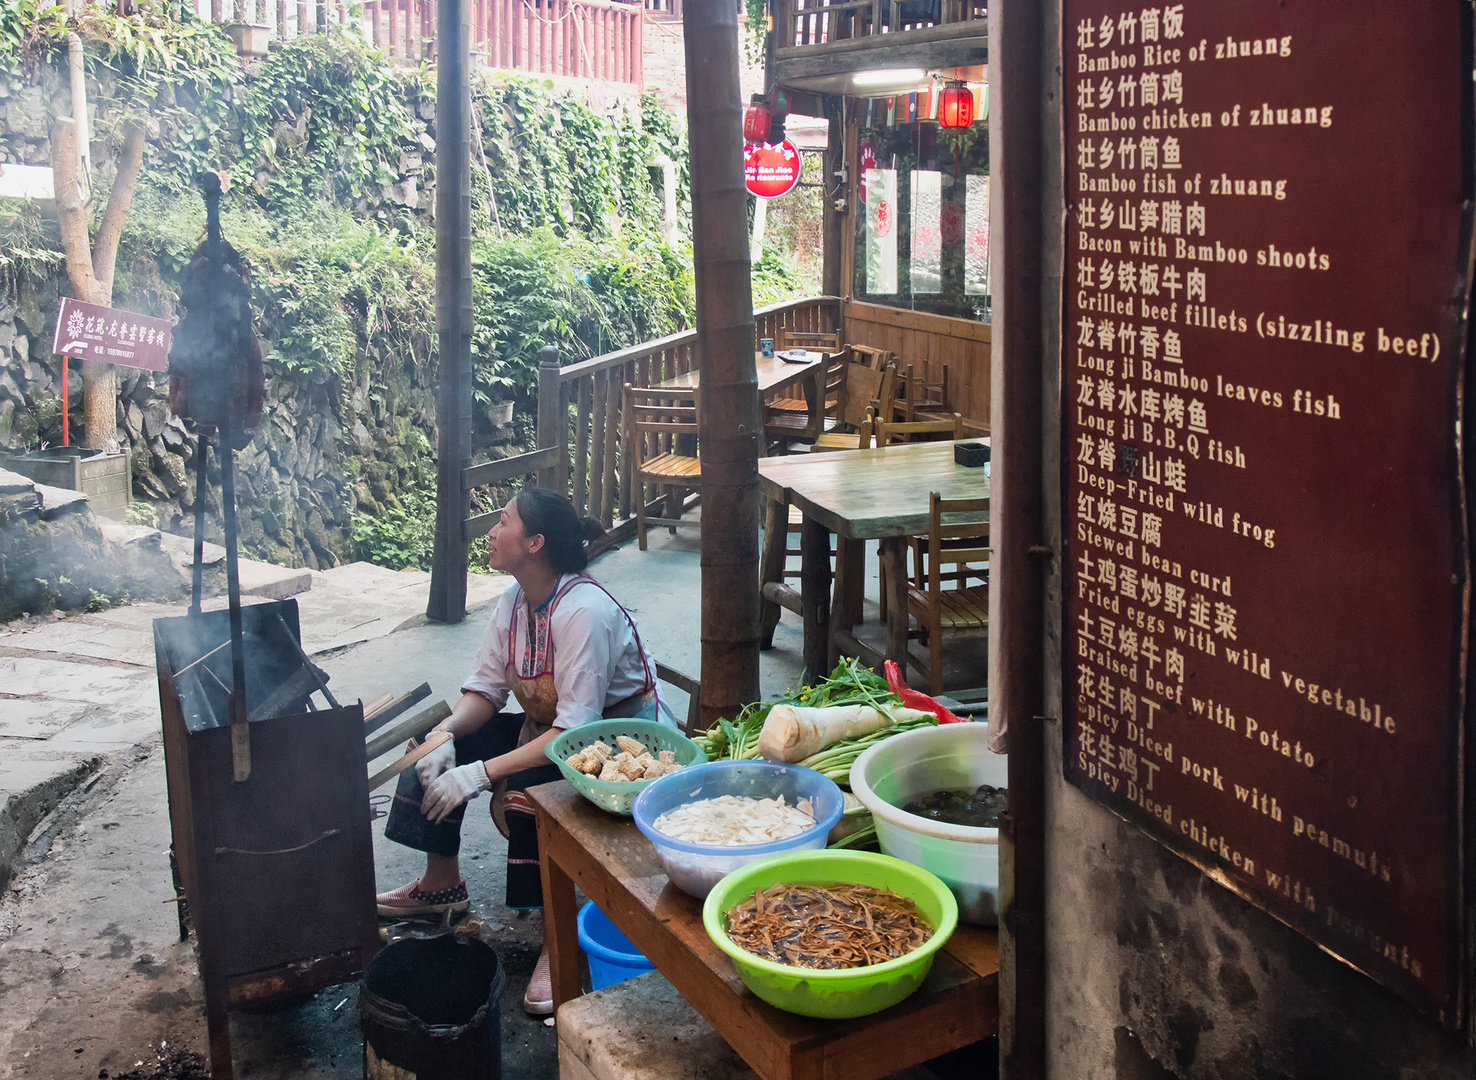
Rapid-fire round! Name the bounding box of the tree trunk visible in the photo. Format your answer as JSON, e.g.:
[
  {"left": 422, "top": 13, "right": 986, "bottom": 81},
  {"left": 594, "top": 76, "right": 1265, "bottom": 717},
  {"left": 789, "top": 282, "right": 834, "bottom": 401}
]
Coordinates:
[
  {"left": 685, "top": 0, "right": 761, "bottom": 731},
  {"left": 50, "top": 116, "right": 145, "bottom": 450}
]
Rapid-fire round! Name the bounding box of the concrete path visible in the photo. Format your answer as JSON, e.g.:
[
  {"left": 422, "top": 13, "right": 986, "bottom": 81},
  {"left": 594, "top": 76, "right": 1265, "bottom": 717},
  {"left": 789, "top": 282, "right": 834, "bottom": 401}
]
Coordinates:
[{"left": 0, "top": 554, "right": 511, "bottom": 885}]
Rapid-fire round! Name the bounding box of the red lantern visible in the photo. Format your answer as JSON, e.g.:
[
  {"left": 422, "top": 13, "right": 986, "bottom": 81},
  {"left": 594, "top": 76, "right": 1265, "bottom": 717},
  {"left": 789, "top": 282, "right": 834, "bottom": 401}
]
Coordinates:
[
  {"left": 744, "top": 99, "right": 773, "bottom": 144},
  {"left": 938, "top": 82, "right": 974, "bottom": 129}
]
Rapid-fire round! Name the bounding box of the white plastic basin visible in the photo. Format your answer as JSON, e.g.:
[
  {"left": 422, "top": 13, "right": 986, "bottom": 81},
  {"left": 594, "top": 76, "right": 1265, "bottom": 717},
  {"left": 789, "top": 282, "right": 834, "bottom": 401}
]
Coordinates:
[{"left": 850, "top": 722, "right": 1006, "bottom": 925}]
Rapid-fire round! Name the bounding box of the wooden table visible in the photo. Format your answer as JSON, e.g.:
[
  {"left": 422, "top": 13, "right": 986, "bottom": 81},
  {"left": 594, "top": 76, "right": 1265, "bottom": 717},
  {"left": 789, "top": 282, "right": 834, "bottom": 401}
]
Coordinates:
[
  {"left": 655, "top": 350, "right": 828, "bottom": 396},
  {"left": 656, "top": 351, "right": 829, "bottom": 446},
  {"left": 532, "top": 780, "right": 998, "bottom": 1080},
  {"left": 757, "top": 439, "right": 990, "bottom": 680}
]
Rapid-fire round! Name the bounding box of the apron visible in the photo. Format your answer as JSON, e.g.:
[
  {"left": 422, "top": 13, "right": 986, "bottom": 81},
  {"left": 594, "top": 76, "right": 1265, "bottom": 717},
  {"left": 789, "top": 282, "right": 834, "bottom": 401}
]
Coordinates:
[{"left": 491, "top": 574, "right": 657, "bottom": 838}]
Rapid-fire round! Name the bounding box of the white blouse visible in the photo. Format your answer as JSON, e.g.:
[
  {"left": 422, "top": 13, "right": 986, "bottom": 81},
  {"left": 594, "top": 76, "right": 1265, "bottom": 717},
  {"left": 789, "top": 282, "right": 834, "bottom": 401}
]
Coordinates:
[{"left": 461, "top": 574, "right": 661, "bottom": 731}]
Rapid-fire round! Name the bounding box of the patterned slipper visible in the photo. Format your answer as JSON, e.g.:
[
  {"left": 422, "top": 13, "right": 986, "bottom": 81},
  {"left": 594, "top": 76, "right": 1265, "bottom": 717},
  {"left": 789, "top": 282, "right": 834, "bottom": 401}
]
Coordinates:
[
  {"left": 375, "top": 878, "right": 470, "bottom": 918},
  {"left": 522, "top": 949, "right": 553, "bottom": 1016}
]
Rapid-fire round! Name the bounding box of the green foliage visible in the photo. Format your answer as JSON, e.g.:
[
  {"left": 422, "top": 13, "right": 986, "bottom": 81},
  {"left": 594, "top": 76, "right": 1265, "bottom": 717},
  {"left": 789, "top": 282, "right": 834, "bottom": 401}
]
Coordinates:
[
  {"left": 0, "top": 200, "right": 65, "bottom": 284},
  {"left": 352, "top": 486, "right": 434, "bottom": 571},
  {"left": 120, "top": 179, "right": 435, "bottom": 381},
  {"left": 750, "top": 247, "right": 805, "bottom": 307},
  {"left": 1, "top": 13, "right": 704, "bottom": 573},
  {"left": 242, "top": 33, "right": 413, "bottom": 208},
  {"left": 474, "top": 78, "right": 688, "bottom": 242},
  {"left": 0, "top": 0, "right": 65, "bottom": 93},
  {"left": 74, "top": 3, "right": 237, "bottom": 97},
  {"left": 0, "top": 1, "right": 238, "bottom": 187},
  {"left": 470, "top": 230, "right": 693, "bottom": 413},
  {"left": 742, "top": 0, "right": 767, "bottom": 65}
]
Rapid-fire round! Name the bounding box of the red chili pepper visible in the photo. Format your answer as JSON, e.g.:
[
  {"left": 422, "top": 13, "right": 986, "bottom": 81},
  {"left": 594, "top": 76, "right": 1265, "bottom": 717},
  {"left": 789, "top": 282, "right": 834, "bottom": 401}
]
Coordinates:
[{"left": 884, "top": 660, "right": 966, "bottom": 723}]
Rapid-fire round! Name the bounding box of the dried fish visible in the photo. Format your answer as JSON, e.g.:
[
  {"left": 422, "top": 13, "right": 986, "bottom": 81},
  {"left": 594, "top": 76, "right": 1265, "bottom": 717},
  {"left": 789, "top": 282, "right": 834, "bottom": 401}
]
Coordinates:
[
  {"left": 653, "top": 794, "right": 815, "bottom": 846},
  {"left": 724, "top": 883, "right": 933, "bottom": 969}
]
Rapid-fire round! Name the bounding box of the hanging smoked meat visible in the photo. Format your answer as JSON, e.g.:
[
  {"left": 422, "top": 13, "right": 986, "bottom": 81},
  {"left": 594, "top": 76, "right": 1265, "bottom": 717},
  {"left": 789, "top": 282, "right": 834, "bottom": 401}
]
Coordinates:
[{"left": 168, "top": 173, "right": 265, "bottom": 449}]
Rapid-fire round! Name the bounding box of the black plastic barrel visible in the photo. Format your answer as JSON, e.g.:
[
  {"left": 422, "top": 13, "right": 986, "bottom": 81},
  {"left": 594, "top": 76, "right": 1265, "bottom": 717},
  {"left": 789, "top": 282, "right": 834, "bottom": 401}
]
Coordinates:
[{"left": 360, "top": 934, "right": 506, "bottom": 1080}]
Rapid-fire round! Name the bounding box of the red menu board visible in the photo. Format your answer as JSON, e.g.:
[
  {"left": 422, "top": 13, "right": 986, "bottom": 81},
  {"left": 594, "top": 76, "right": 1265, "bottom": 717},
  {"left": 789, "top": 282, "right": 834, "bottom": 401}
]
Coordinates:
[{"left": 1062, "top": 1, "right": 1471, "bottom": 1020}]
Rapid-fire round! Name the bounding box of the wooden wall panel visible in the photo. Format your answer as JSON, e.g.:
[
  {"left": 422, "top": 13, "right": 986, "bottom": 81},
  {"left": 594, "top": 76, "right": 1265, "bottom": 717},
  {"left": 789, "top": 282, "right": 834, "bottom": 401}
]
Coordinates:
[{"left": 841, "top": 301, "right": 991, "bottom": 430}]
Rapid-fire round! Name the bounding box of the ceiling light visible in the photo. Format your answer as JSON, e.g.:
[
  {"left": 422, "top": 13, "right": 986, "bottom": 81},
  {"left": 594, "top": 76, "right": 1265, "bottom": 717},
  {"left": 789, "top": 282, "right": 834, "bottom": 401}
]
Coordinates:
[{"left": 851, "top": 68, "right": 927, "bottom": 87}]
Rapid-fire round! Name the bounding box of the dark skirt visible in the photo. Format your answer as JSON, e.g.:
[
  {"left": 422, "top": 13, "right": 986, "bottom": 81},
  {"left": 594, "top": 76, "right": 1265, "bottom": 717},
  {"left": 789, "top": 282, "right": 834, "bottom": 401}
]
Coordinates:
[{"left": 383, "top": 712, "right": 562, "bottom": 909}]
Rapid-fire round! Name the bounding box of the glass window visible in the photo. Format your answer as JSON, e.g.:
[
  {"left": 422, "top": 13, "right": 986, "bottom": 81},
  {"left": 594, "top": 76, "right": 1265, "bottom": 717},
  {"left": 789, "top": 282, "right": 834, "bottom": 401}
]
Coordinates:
[
  {"left": 965, "top": 174, "right": 989, "bottom": 296},
  {"left": 865, "top": 168, "right": 898, "bottom": 295},
  {"left": 911, "top": 170, "right": 942, "bottom": 294},
  {"left": 853, "top": 120, "right": 989, "bottom": 320}
]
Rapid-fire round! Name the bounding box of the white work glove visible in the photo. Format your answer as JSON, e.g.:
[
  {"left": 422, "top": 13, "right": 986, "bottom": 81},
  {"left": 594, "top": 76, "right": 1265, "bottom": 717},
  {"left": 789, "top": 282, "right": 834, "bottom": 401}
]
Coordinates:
[
  {"left": 422, "top": 760, "right": 493, "bottom": 824},
  {"left": 414, "top": 735, "right": 458, "bottom": 788}
]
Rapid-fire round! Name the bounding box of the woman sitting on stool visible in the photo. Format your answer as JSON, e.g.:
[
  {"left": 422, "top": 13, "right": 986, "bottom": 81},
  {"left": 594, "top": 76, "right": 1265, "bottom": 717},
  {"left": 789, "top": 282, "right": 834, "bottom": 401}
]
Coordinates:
[{"left": 376, "top": 487, "right": 672, "bottom": 1015}]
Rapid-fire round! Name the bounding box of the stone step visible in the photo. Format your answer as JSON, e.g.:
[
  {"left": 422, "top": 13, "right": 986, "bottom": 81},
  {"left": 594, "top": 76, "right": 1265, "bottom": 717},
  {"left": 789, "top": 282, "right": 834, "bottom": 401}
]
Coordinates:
[
  {"left": 556, "top": 970, "right": 935, "bottom": 1080},
  {"left": 236, "top": 558, "right": 314, "bottom": 600},
  {"left": 98, "top": 520, "right": 312, "bottom": 599}
]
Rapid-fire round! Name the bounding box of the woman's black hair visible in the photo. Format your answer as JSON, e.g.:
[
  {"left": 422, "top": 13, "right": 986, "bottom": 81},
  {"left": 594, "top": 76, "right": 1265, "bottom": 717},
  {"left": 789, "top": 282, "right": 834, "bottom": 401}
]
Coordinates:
[{"left": 515, "top": 487, "right": 606, "bottom": 574}]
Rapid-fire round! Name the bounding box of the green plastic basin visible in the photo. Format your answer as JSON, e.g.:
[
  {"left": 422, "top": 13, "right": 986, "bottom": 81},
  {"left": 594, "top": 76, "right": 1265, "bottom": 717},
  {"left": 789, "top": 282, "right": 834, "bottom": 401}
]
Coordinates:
[{"left": 701, "top": 850, "right": 958, "bottom": 1019}]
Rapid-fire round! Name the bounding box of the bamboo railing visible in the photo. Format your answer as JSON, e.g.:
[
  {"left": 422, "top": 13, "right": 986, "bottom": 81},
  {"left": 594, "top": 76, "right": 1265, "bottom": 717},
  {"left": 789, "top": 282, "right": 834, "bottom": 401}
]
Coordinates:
[{"left": 460, "top": 296, "right": 843, "bottom": 546}]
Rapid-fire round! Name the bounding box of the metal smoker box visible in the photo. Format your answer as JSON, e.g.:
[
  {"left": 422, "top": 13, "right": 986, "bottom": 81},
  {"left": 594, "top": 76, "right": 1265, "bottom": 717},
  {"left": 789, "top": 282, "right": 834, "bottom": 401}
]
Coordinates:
[{"left": 154, "top": 598, "right": 379, "bottom": 1078}]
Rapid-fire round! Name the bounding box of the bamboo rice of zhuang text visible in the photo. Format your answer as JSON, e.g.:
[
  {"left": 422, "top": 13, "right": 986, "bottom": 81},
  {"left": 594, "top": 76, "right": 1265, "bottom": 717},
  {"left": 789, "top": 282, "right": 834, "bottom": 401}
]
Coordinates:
[{"left": 724, "top": 883, "right": 933, "bottom": 969}]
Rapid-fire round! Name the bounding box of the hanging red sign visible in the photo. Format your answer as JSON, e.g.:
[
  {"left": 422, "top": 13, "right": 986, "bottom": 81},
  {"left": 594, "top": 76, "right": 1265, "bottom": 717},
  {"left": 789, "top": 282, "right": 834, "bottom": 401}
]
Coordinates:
[{"left": 744, "top": 139, "right": 801, "bottom": 199}]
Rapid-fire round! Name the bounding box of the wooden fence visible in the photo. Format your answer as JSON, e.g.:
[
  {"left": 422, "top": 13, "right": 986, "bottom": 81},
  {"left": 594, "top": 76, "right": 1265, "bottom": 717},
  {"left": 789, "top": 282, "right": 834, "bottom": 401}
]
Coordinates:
[
  {"left": 460, "top": 296, "right": 843, "bottom": 546},
  {"left": 193, "top": 0, "right": 644, "bottom": 84},
  {"left": 772, "top": 0, "right": 984, "bottom": 49}
]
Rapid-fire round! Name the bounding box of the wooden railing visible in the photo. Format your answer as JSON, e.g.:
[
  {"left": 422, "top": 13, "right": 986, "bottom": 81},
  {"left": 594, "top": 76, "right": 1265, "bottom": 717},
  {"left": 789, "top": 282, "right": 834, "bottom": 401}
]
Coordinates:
[
  {"left": 774, "top": 0, "right": 984, "bottom": 49},
  {"left": 463, "top": 0, "right": 643, "bottom": 84},
  {"left": 193, "top": 0, "right": 644, "bottom": 85},
  {"left": 460, "top": 297, "right": 843, "bottom": 545}
]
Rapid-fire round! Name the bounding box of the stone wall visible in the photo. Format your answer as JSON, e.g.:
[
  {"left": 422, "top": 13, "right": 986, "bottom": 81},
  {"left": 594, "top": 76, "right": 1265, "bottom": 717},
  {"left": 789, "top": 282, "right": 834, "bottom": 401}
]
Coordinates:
[{"left": 2, "top": 59, "right": 450, "bottom": 569}]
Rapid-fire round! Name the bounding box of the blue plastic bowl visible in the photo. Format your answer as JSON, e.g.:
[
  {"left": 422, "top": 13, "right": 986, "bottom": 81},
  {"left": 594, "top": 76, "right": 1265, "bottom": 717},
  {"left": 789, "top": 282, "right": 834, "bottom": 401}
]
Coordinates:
[
  {"left": 632, "top": 760, "right": 845, "bottom": 899},
  {"left": 577, "top": 901, "right": 654, "bottom": 990}
]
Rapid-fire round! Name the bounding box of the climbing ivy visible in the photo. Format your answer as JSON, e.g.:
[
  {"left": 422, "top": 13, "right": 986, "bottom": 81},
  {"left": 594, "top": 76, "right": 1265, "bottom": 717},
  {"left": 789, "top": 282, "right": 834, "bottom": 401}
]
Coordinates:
[{"left": 242, "top": 33, "right": 413, "bottom": 209}]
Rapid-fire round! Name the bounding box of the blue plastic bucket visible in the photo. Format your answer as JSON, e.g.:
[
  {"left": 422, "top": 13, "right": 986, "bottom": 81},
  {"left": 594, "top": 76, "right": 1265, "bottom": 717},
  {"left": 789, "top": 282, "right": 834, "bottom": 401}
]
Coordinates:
[{"left": 577, "top": 901, "right": 654, "bottom": 990}]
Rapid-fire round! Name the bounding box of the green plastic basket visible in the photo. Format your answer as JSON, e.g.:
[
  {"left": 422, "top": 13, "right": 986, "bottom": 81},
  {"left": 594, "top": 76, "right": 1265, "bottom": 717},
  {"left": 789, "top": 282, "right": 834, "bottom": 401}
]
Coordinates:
[
  {"left": 703, "top": 850, "right": 958, "bottom": 1018},
  {"left": 545, "top": 719, "right": 706, "bottom": 815}
]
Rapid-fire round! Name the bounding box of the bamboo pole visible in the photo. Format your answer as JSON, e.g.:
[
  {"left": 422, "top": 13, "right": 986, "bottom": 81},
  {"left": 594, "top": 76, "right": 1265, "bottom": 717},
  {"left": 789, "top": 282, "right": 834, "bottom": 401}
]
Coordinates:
[
  {"left": 989, "top": 0, "right": 1046, "bottom": 1073},
  {"left": 685, "top": 0, "right": 760, "bottom": 731},
  {"left": 428, "top": 0, "right": 472, "bottom": 623}
]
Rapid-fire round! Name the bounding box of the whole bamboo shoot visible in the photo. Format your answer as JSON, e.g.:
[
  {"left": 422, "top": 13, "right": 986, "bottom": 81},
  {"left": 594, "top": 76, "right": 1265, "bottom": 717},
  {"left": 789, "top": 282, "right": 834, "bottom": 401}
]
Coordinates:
[{"left": 758, "top": 703, "right": 933, "bottom": 763}]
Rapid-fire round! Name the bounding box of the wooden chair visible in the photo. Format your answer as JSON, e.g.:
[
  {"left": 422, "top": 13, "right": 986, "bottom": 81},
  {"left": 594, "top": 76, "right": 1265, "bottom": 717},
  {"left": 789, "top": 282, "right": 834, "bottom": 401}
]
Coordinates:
[
  {"left": 811, "top": 362, "right": 897, "bottom": 452},
  {"left": 905, "top": 491, "right": 990, "bottom": 694},
  {"left": 896, "top": 360, "right": 950, "bottom": 422},
  {"left": 848, "top": 344, "right": 896, "bottom": 372},
  {"left": 777, "top": 328, "right": 842, "bottom": 353},
  {"left": 764, "top": 349, "right": 849, "bottom": 449},
  {"left": 624, "top": 385, "right": 701, "bottom": 551},
  {"left": 873, "top": 411, "right": 965, "bottom": 620},
  {"left": 655, "top": 660, "right": 702, "bottom": 735},
  {"left": 873, "top": 412, "right": 964, "bottom": 445}
]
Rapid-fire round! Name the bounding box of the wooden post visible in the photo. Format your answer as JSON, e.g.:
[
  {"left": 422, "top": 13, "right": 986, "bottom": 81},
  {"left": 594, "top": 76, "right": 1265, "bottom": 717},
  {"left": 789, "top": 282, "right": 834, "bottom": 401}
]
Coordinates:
[
  {"left": 536, "top": 346, "right": 567, "bottom": 492},
  {"left": 428, "top": 0, "right": 472, "bottom": 624},
  {"left": 989, "top": 0, "right": 1046, "bottom": 1074},
  {"left": 685, "top": 0, "right": 761, "bottom": 730},
  {"left": 821, "top": 96, "right": 844, "bottom": 296}
]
